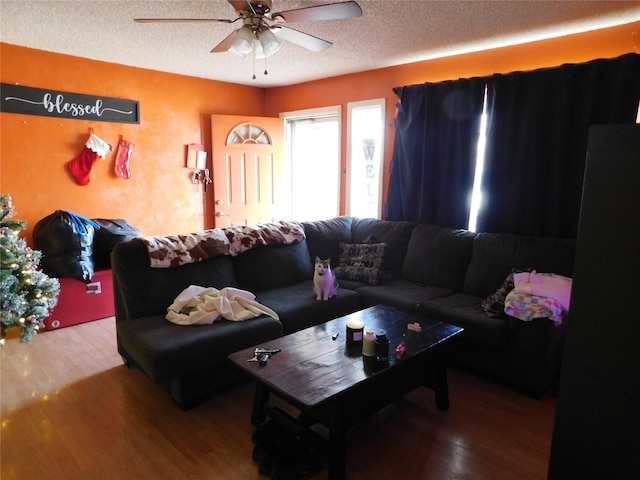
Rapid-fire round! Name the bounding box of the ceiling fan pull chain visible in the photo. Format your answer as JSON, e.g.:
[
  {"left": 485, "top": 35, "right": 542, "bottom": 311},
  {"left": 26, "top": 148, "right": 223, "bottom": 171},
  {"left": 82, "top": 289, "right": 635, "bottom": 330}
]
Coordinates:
[
  {"left": 264, "top": 56, "right": 268, "bottom": 76},
  {"left": 252, "top": 45, "right": 257, "bottom": 80}
]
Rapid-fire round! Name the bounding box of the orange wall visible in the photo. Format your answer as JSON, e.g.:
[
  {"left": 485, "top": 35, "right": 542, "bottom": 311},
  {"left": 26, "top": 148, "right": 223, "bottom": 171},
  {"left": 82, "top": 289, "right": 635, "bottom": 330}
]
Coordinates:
[
  {"left": 0, "top": 44, "right": 265, "bottom": 243},
  {"left": 1, "top": 21, "right": 638, "bottom": 244},
  {"left": 264, "top": 21, "right": 640, "bottom": 214}
]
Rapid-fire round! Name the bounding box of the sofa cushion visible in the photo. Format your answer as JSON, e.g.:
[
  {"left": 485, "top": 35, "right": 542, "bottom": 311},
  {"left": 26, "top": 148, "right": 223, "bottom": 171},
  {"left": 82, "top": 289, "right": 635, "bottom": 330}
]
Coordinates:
[
  {"left": 302, "top": 217, "right": 354, "bottom": 266},
  {"left": 112, "top": 239, "right": 237, "bottom": 320},
  {"left": 116, "top": 314, "right": 282, "bottom": 383},
  {"left": 402, "top": 224, "right": 476, "bottom": 290},
  {"left": 232, "top": 240, "right": 313, "bottom": 292},
  {"left": 334, "top": 242, "right": 388, "bottom": 284},
  {"left": 336, "top": 277, "right": 369, "bottom": 290},
  {"left": 462, "top": 232, "right": 576, "bottom": 298},
  {"left": 355, "top": 278, "right": 454, "bottom": 312},
  {"left": 255, "top": 280, "right": 362, "bottom": 335},
  {"left": 351, "top": 218, "right": 416, "bottom": 278},
  {"left": 416, "top": 293, "right": 509, "bottom": 348}
]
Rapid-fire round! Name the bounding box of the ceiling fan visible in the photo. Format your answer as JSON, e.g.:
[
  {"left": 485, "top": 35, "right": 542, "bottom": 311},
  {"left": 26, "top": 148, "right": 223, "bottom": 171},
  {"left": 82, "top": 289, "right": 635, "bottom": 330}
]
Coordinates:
[{"left": 135, "top": 1, "right": 362, "bottom": 63}]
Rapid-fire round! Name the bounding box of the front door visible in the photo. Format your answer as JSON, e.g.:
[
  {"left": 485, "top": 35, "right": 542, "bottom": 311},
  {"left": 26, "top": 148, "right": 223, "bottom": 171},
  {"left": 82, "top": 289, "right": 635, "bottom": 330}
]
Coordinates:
[{"left": 211, "top": 115, "right": 287, "bottom": 227}]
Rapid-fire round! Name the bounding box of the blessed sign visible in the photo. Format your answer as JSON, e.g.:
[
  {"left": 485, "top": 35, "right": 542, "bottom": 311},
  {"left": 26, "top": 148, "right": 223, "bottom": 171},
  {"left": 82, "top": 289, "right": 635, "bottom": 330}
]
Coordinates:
[{"left": 1, "top": 83, "right": 140, "bottom": 124}]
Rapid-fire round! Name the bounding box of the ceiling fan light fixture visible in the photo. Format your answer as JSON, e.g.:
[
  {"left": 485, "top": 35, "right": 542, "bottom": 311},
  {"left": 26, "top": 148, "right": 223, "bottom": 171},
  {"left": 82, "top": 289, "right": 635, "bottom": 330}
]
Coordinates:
[
  {"left": 253, "top": 39, "right": 266, "bottom": 59},
  {"left": 229, "top": 25, "right": 254, "bottom": 56},
  {"left": 258, "top": 27, "right": 282, "bottom": 57}
]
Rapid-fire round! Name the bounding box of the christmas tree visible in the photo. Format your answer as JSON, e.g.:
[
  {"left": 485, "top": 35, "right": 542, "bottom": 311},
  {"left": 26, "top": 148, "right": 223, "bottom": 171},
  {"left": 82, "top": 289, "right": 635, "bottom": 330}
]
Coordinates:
[{"left": 1, "top": 194, "right": 60, "bottom": 344}]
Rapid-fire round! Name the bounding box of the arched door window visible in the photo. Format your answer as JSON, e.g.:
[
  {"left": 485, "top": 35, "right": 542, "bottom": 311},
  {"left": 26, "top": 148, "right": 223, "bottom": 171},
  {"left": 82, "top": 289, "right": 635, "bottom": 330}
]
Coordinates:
[{"left": 227, "top": 123, "right": 272, "bottom": 145}]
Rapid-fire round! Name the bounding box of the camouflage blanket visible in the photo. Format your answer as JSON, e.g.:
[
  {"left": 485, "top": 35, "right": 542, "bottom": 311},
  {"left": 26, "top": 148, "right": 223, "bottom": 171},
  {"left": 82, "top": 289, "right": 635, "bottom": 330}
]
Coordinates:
[{"left": 140, "top": 221, "right": 305, "bottom": 268}]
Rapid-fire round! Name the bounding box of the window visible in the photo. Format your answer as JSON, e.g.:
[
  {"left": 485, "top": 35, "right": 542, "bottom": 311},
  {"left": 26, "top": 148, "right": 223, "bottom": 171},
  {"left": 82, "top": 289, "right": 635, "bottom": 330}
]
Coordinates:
[
  {"left": 227, "top": 123, "right": 272, "bottom": 145},
  {"left": 347, "top": 99, "right": 385, "bottom": 218},
  {"left": 467, "top": 86, "right": 489, "bottom": 232},
  {"left": 281, "top": 107, "right": 341, "bottom": 221}
]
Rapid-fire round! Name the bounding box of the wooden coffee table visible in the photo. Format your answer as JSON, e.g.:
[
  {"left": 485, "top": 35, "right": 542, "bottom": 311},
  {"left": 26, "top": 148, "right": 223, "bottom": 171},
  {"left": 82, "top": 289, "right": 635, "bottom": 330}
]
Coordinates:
[{"left": 228, "top": 304, "right": 463, "bottom": 480}]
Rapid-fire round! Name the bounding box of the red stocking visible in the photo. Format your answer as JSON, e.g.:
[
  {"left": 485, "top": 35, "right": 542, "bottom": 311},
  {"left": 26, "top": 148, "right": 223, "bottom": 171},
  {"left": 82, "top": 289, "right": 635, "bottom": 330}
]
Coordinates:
[
  {"left": 114, "top": 137, "right": 134, "bottom": 179},
  {"left": 67, "top": 133, "right": 111, "bottom": 186}
]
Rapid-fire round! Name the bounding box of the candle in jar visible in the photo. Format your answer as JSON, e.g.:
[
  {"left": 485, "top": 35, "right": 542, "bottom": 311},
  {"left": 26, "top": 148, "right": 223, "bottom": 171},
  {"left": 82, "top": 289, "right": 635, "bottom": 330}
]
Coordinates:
[{"left": 345, "top": 318, "right": 364, "bottom": 343}]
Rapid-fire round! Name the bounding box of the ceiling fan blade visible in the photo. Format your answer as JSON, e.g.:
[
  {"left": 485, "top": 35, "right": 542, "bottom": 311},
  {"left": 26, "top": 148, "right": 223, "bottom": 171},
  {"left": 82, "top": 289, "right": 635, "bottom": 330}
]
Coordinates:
[
  {"left": 227, "top": 0, "right": 251, "bottom": 10},
  {"left": 273, "top": 26, "right": 332, "bottom": 52},
  {"left": 272, "top": 1, "right": 362, "bottom": 23},
  {"left": 210, "top": 31, "right": 238, "bottom": 53},
  {"left": 134, "top": 18, "right": 234, "bottom": 24}
]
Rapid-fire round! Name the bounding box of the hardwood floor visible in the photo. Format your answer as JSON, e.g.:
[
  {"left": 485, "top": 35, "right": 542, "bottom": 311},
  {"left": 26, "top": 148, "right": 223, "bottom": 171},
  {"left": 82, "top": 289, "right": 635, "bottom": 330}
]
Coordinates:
[{"left": 1, "top": 318, "right": 556, "bottom": 479}]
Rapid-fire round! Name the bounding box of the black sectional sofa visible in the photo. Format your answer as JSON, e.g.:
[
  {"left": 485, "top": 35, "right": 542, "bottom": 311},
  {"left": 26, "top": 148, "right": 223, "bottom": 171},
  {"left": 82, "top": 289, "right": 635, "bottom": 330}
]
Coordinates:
[{"left": 111, "top": 216, "right": 575, "bottom": 409}]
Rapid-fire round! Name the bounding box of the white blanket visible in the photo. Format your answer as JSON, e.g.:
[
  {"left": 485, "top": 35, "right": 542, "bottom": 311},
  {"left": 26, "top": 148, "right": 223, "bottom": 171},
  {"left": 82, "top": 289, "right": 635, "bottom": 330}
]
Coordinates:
[{"left": 166, "top": 285, "right": 279, "bottom": 325}]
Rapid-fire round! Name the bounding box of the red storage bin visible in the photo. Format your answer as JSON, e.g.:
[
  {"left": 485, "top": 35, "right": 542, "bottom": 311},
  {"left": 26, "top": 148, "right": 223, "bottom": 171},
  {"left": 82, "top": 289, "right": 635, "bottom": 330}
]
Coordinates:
[{"left": 44, "top": 268, "right": 115, "bottom": 330}]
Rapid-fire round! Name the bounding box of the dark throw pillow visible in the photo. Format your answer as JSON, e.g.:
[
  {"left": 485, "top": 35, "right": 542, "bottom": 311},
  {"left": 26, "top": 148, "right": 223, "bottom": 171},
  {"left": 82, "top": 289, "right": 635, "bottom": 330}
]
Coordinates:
[{"left": 334, "top": 242, "right": 388, "bottom": 285}]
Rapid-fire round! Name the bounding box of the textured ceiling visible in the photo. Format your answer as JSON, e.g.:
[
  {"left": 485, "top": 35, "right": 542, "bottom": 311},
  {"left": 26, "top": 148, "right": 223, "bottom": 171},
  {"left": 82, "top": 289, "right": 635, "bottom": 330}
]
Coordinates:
[{"left": 1, "top": 1, "right": 639, "bottom": 87}]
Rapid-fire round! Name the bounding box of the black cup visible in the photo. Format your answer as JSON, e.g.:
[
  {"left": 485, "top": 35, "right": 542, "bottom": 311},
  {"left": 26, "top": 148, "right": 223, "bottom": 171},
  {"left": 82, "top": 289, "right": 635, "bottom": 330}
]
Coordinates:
[{"left": 375, "top": 333, "right": 389, "bottom": 363}]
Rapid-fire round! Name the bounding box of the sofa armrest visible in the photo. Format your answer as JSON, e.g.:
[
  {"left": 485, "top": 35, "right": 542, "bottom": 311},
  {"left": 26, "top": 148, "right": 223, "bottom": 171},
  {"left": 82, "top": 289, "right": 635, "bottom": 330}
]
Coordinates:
[{"left": 502, "top": 316, "right": 567, "bottom": 396}]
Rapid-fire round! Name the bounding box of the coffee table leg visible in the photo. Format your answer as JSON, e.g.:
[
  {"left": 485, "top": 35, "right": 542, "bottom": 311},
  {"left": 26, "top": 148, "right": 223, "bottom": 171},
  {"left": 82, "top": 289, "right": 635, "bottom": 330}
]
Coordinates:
[
  {"left": 328, "top": 405, "right": 348, "bottom": 480},
  {"left": 433, "top": 355, "right": 450, "bottom": 410},
  {"left": 251, "top": 382, "right": 270, "bottom": 427}
]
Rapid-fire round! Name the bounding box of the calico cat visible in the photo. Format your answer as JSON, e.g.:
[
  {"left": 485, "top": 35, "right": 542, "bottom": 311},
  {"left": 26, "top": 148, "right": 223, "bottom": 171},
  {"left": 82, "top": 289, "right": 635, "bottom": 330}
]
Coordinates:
[{"left": 313, "top": 256, "right": 339, "bottom": 300}]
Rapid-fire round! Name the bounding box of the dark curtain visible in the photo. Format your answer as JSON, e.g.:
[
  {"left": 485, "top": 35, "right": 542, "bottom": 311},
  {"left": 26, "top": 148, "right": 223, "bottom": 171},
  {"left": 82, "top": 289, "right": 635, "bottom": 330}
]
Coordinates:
[
  {"left": 477, "top": 53, "right": 640, "bottom": 237},
  {"left": 386, "top": 78, "right": 486, "bottom": 228}
]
